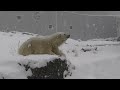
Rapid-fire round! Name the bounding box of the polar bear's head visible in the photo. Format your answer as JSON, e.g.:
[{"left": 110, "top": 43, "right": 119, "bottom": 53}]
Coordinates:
[
  {"left": 57, "top": 32, "right": 70, "bottom": 40},
  {"left": 51, "top": 32, "right": 70, "bottom": 46}
]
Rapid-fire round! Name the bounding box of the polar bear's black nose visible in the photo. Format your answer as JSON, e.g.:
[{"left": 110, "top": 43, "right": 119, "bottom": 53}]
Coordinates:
[{"left": 67, "top": 35, "right": 70, "bottom": 38}]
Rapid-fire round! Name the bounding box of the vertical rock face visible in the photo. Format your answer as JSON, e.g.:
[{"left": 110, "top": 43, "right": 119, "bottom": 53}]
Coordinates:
[{"left": 18, "top": 58, "right": 74, "bottom": 79}]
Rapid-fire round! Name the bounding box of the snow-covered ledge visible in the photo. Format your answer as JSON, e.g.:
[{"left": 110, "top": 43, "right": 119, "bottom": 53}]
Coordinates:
[
  {"left": 0, "top": 55, "right": 74, "bottom": 79},
  {"left": 17, "top": 55, "right": 74, "bottom": 79}
]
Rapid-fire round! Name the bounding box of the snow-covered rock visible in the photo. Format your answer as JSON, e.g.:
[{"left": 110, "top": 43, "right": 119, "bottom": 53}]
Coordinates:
[{"left": 0, "top": 31, "right": 74, "bottom": 79}]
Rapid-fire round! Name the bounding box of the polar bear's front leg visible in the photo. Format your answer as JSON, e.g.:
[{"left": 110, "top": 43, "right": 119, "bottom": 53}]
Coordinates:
[
  {"left": 52, "top": 47, "right": 65, "bottom": 56},
  {"left": 49, "top": 50, "right": 56, "bottom": 55}
]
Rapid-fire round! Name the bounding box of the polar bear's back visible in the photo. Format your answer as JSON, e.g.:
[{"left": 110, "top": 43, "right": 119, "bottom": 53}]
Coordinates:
[{"left": 28, "top": 36, "right": 51, "bottom": 44}]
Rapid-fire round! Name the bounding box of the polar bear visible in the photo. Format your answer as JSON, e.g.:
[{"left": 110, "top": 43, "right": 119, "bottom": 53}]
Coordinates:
[{"left": 18, "top": 32, "right": 70, "bottom": 56}]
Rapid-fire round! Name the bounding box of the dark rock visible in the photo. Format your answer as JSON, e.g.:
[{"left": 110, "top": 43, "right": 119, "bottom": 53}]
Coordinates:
[
  {"left": 18, "top": 58, "right": 74, "bottom": 79},
  {"left": 81, "top": 47, "right": 97, "bottom": 52},
  {"left": 22, "top": 32, "right": 34, "bottom": 35}
]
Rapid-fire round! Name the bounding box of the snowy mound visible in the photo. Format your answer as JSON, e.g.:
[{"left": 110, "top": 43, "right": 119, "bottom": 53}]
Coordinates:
[
  {"left": 66, "top": 56, "right": 120, "bottom": 79},
  {"left": 0, "top": 31, "right": 120, "bottom": 79},
  {"left": 59, "top": 37, "right": 120, "bottom": 79}
]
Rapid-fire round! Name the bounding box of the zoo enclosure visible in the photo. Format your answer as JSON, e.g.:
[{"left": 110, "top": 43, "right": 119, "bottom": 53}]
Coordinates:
[{"left": 0, "top": 11, "right": 119, "bottom": 40}]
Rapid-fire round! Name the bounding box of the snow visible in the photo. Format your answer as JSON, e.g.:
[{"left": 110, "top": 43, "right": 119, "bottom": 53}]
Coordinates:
[
  {"left": 0, "top": 31, "right": 120, "bottom": 79},
  {"left": 59, "top": 38, "right": 120, "bottom": 79}
]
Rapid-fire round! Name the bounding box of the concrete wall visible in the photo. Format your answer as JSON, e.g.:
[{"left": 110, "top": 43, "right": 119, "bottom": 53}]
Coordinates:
[
  {"left": 0, "top": 11, "right": 118, "bottom": 40},
  {"left": 116, "top": 16, "right": 120, "bottom": 36},
  {"left": 58, "top": 12, "right": 117, "bottom": 40},
  {"left": 0, "top": 11, "right": 57, "bottom": 35},
  {"left": 73, "top": 11, "right": 120, "bottom": 16}
]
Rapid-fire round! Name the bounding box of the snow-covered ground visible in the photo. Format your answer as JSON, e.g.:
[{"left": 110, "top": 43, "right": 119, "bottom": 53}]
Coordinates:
[{"left": 0, "top": 31, "right": 120, "bottom": 79}]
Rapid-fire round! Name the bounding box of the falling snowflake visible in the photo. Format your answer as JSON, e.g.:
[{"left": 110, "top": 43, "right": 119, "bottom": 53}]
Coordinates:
[{"left": 93, "top": 24, "right": 96, "bottom": 26}]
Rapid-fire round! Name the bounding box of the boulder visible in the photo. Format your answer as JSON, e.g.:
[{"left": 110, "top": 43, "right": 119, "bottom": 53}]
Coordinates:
[{"left": 18, "top": 58, "right": 74, "bottom": 79}]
